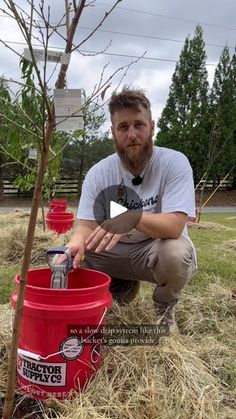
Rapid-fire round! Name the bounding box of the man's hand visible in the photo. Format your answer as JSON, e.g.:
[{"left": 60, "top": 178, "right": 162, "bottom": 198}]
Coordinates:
[
  {"left": 66, "top": 238, "right": 85, "bottom": 269},
  {"left": 55, "top": 236, "right": 84, "bottom": 270},
  {"left": 85, "top": 227, "right": 125, "bottom": 253},
  {"left": 63, "top": 220, "right": 96, "bottom": 269},
  {"left": 85, "top": 211, "right": 141, "bottom": 253}
]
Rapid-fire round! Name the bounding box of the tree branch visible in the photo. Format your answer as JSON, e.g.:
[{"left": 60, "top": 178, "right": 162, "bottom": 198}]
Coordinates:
[
  {"left": 0, "top": 112, "right": 38, "bottom": 137},
  {"left": 71, "top": 0, "right": 122, "bottom": 51},
  {"left": 5, "top": 0, "right": 52, "bottom": 118},
  {"left": 55, "top": 0, "right": 87, "bottom": 89},
  {"left": 0, "top": 144, "right": 36, "bottom": 172},
  {"left": 0, "top": 97, "right": 42, "bottom": 134}
]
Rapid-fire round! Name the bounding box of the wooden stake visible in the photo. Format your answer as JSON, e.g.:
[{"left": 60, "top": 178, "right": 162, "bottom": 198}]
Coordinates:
[{"left": 3, "top": 2, "right": 86, "bottom": 417}]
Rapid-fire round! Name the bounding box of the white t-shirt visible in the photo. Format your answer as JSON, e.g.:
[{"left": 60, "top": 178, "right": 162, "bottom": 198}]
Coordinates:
[{"left": 77, "top": 146, "right": 196, "bottom": 246}]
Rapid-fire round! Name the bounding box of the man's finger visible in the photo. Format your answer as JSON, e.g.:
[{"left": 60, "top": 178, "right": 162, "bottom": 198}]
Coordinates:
[
  {"left": 86, "top": 228, "right": 106, "bottom": 250},
  {"left": 73, "top": 251, "right": 83, "bottom": 269},
  {"left": 94, "top": 232, "right": 114, "bottom": 253},
  {"left": 52, "top": 254, "right": 67, "bottom": 265},
  {"left": 85, "top": 225, "right": 101, "bottom": 245},
  {"left": 104, "top": 234, "right": 121, "bottom": 251}
]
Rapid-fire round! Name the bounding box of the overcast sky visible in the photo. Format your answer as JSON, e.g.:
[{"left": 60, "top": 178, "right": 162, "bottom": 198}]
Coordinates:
[{"left": 0, "top": 0, "right": 236, "bottom": 133}]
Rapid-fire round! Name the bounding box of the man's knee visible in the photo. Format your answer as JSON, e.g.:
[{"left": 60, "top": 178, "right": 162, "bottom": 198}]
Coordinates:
[
  {"left": 149, "top": 237, "right": 194, "bottom": 303},
  {"left": 148, "top": 237, "right": 194, "bottom": 281},
  {"left": 158, "top": 238, "right": 192, "bottom": 268}
]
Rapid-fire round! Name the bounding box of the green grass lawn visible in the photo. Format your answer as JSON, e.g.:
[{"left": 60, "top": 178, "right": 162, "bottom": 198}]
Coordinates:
[{"left": 188, "top": 213, "right": 236, "bottom": 290}]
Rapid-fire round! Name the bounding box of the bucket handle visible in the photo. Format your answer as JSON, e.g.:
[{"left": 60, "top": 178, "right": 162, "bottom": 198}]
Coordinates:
[
  {"left": 17, "top": 307, "right": 108, "bottom": 361},
  {"left": 10, "top": 308, "right": 14, "bottom": 333}
]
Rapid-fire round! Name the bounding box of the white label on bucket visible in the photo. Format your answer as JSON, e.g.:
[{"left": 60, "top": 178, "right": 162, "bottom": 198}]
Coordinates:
[
  {"left": 17, "top": 355, "right": 66, "bottom": 386},
  {"left": 60, "top": 336, "right": 84, "bottom": 360}
]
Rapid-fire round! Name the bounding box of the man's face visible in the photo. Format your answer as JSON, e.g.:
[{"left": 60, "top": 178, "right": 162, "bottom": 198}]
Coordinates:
[{"left": 111, "top": 106, "right": 155, "bottom": 174}]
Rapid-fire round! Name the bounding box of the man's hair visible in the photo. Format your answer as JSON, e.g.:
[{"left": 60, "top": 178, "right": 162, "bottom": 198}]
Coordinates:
[{"left": 108, "top": 86, "right": 152, "bottom": 118}]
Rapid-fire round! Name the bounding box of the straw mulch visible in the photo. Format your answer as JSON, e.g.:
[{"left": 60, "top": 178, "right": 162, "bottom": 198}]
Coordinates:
[
  {"left": 0, "top": 210, "right": 68, "bottom": 265},
  {"left": 0, "top": 283, "right": 236, "bottom": 419},
  {"left": 226, "top": 216, "right": 236, "bottom": 221},
  {"left": 188, "top": 221, "right": 234, "bottom": 232},
  {"left": 0, "top": 211, "right": 236, "bottom": 418},
  {"left": 223, "top": 240, "right": 236, "bottom": 251}
]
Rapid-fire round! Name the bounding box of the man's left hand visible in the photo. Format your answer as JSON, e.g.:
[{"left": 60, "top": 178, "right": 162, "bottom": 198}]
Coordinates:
[{"left": 85, "top": 226, "right": 125, "bottom": 253}]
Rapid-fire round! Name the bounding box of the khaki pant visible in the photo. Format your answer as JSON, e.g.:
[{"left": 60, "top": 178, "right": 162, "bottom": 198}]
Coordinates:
[{"left": 85, "top": 236, "right": 196, "bottom": 305}]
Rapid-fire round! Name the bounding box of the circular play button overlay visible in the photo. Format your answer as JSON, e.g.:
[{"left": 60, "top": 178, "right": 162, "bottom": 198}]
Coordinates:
[{"left": 93, "top": 184, "right": 143, "bottom": 234}]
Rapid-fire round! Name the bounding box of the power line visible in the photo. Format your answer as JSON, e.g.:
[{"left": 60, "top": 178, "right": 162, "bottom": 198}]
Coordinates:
[
  {"left": 1, "top": 3, "right": 235, "bottom": 33},
  {"left": 78, "top": 26, "right": 235, "bottom": 50},
  {"left": 0, "top": 39, "right": 218, "bottom": 66},
  {"left": 79, "top": 49, "right": 217, "bottom": 66},
  {"left": 0, "top": 15, "right": 234, "bottom": 51},
  {"left": 96, "top": 2, "right": 236, "bottom": 32}
]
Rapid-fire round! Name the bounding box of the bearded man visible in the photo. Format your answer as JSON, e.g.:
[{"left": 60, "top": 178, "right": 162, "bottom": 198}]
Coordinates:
[{"left": 65, "top": 86, "right": 197, "bottom": 333}]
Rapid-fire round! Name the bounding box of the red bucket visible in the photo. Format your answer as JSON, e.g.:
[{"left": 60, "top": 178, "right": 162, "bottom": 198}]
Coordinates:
[
  {"left": 11, "top": 267, "right": 112, "bottom": 400},
  {"left": 46, "top": 211, "right": 75, "bottom": 234},
  {"left": 49, "top": 199, "right": 67, "bottom": 213},
  {"left": 188, "top": 209, "right": 199, "bottom": 223}
]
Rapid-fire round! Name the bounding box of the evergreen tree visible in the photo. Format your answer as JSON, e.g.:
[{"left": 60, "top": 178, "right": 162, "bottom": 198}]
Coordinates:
[
  {"left": 230, "top": 52, "right": 236, "bottom": 188},
  {"left": 209, "top": 46, "right": 236, "bottom": 185},
  {"left": 156, "top": 25, "right": 209, "bottom": 181}
]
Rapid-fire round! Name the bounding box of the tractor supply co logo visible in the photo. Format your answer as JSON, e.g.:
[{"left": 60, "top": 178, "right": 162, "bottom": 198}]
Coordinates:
[{"left": 17, "top": 356, "right": 66, "bottom": 386}]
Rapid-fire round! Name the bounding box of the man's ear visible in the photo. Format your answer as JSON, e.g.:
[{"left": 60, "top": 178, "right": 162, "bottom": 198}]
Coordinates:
[
  {"left": 111, "top": 125, "right": 115, "bottom": 137},
  {"left": 151, "top": 120, "right": 155, "bottom": 135}
]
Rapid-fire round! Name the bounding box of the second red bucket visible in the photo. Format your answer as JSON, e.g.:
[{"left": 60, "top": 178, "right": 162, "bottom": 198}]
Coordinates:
[
  {"left": 49, "top": 198, "right": 67, "bottom": 212},
  {"left": 12, "top": 267, "right": 112, "bottom": 400},
  {"left": 46, "top": 211, "right": 75, "bottom": 234}
]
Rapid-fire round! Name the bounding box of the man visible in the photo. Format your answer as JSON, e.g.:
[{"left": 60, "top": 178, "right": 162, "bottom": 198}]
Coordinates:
[{"left": 66, "top": 86, "right": 197, "bottom": 333}]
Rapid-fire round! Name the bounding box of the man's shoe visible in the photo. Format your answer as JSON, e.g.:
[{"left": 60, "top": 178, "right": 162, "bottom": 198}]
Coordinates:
[{"left": 154, "top": 301, "right": 178, "bottom": 335}]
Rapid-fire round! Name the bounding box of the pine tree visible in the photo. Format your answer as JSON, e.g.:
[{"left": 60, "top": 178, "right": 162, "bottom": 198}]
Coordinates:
[
  {"left": 229, "top": 51, "right": 236, "bottom": 188},
  {"left": 209, "top": 46, "right": 236, "bottom": 185},
  {"left": 156, "top": 25, "right": 209, "bottom": 181}
]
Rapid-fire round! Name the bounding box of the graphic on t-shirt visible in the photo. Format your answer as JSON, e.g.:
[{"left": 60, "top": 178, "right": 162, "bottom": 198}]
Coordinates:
[{"left": 78, "top": 147, "right": 196, "bottom": 242}]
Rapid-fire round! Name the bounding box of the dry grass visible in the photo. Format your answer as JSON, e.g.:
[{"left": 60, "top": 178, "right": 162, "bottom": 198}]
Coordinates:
[
  {"left": 0, "top": 211, "right": 236, "bottom": 418},
  {"left": 0, "top": 285, "right": 236, "bottom": 419},
  {"left": 223, "top": 240, "right": 236, "bottom": 251},
  {"left": 0, "top": 305, "right": 12, "bottom": 397},
  {"left": 0, "top": 210, "right": 69, "bottom": 265},
  {"left": 188, "top": 221, "right": 234, "bottom": 232}
]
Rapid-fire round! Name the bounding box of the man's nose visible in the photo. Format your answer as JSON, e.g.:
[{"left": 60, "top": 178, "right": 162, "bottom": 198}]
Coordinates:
[{"left": 127, "top": 125, "right": 137, "bottom": 139}]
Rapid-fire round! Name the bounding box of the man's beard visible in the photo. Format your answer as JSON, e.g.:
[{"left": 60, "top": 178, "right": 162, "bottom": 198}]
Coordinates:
[{"left": 114, "top": 136, "right": 153, "bottom": 174}]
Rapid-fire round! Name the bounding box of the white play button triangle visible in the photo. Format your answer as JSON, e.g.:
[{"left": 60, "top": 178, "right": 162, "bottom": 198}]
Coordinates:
[
  {"left": 110, "top": 201, "right": 128, "bottom": 218},
  {"left": 93, "top": 184, "right": 143, "bottom": 233}
]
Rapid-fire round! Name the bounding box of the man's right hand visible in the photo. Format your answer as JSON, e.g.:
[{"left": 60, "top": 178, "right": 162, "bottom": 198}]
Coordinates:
[
  {"left": 65, "top": 237, "right": 85, "bottom": 270},
  {"left": 64, "top": 220, "right": 97, "bottom": 269}
]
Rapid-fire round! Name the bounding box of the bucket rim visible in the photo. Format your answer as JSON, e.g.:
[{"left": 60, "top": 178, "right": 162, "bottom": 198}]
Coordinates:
[{"left": 15, "top": 266, "right": 111, "bottom": 292}]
